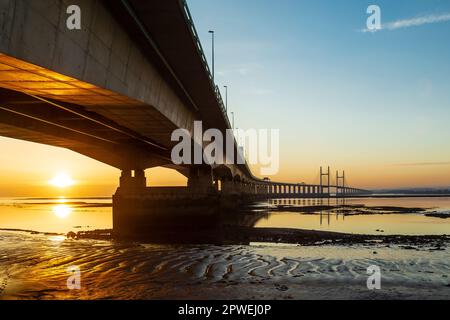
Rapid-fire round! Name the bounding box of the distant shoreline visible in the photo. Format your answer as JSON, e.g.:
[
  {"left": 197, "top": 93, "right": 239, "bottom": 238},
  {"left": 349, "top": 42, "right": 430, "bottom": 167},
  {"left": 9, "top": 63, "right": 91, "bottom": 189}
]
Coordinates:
[
  {"left": 1, "top": 194, "right": 450, "bottom": 201},
  {"left": 356, "top": 194, "right": 450, "bottom": 198},
  {"left": 9, "top": 197, "right": 112, "bottom": 200}
]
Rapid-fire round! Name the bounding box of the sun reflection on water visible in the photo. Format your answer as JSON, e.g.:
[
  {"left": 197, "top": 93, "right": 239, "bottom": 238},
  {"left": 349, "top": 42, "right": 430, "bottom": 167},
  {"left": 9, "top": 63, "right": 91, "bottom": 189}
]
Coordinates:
[{"left": 53, "top": 204, "right": 72, "bottom": 218}]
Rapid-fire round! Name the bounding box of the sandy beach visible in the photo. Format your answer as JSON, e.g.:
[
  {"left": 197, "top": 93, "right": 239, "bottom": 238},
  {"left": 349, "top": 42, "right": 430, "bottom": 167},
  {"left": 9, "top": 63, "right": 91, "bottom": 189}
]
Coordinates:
[{"left": 1, "top": 230, "right": 449, "bottom": 300}]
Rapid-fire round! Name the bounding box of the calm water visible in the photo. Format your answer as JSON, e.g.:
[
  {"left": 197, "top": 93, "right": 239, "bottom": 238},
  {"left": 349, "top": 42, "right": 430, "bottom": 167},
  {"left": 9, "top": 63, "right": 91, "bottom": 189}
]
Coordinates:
[
  {"left": 257, "top": 197, "right": 450, "bottom": 235},
  {"left": 0, "top": 197, "right": 449, "bottom": 236},
  {"left": 0, "top": 197, "right": 112, "bottom": 234}
]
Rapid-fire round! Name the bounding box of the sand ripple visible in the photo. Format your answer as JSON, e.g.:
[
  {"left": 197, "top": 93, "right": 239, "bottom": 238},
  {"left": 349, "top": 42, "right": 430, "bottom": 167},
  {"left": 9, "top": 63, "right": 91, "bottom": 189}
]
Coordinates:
[{"left": 0, "top": 231, "right": 449, "bottom": 300}]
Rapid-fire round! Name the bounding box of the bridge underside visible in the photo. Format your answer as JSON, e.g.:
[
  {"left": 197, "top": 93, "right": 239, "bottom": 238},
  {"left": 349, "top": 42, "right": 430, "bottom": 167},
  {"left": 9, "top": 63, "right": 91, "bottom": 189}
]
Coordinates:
[
  {"left": 0, "top": 55, "right": 369, "bottom": 240},
  {"left": 0, "top": 0, "right": 371, "bottom": 241}
]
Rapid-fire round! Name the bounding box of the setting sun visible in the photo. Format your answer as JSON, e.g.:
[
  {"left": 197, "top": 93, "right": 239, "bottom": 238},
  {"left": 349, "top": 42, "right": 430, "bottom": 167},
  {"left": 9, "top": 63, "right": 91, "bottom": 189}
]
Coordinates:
[
  {"left": 49, "top": 172, "right": 75, "bottom": 188},
  {"left": 52, "top": 204, "right": 72, "bottom": 219}
]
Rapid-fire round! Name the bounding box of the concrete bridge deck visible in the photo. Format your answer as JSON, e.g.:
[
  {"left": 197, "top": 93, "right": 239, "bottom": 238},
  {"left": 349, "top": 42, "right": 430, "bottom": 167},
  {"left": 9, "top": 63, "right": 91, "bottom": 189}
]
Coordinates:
[{"left": 0, "top": 0, "right": 370, "bottom": 238}]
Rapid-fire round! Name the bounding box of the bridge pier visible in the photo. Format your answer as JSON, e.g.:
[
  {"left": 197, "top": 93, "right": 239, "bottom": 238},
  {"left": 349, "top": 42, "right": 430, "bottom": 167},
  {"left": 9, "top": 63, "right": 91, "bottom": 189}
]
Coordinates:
[
  {"left": 119, "top": 169, "right": 146, "bottom": 192},
  {"left": 113, "top": 168, "right": 224, "bottom": 241},
  {"left": 188, "top": 166, "right": 215, "bottom": 194}
]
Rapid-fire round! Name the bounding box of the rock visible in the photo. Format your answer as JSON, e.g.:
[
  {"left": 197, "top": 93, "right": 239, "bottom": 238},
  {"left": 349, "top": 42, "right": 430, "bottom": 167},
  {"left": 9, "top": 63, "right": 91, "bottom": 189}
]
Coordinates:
[{"left": 66, "top": 231, "right": 77, "bottom": 239}]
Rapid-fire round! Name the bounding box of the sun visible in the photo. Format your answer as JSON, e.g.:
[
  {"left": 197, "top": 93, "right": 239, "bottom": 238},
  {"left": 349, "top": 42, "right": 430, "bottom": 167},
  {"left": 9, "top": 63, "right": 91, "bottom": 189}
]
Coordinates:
[
  {"left": 53, "top": 204, "right": 72, "bottom": 218},
  {"left": 49, "top": 172, "right": 75, "bottom": 188}
]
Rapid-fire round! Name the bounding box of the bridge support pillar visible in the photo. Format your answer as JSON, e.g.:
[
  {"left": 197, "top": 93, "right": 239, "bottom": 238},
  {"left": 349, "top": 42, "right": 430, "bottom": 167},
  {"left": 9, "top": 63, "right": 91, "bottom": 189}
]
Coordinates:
[
  {"left": 119, "top": 169, "right": 146, "bottom": 191},
  {"left": 188, "top": 166, "right": 215, "bottom": 194},
  {"left": 222, "top": 179, "right": 238, "bottom": 195}
]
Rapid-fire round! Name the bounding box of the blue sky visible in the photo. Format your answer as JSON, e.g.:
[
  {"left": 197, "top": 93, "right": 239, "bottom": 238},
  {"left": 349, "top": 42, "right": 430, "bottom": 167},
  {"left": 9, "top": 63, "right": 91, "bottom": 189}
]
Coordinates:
[{"left": 187, "top": 0, "right": 450, "bottom": 188}]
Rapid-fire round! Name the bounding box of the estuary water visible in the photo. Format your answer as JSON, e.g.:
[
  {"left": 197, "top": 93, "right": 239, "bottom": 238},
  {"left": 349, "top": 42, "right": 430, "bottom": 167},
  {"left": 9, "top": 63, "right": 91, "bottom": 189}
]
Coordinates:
[{"left": 0, "top": 196, "right": 449, "bottom": 235}]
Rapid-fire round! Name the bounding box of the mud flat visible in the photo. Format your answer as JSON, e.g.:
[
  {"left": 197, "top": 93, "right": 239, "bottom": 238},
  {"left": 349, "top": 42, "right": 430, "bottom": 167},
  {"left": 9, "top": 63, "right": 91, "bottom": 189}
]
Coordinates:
[
  {"left": 68, "top": 226, "right": 450, "bottom": 250},
  {"left": 1, "top": 230, "right": 449, "bottom": 300}
]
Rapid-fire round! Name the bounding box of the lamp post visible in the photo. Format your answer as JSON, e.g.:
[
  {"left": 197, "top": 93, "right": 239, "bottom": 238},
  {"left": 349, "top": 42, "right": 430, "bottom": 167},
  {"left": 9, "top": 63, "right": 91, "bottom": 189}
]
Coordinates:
[
  {"left": 231, "top": 111, "right": 235, "bottom": 130},
  {"left": 208, "top": 30, "right": 215, "bottom": 82},
  {"left": 223, "top": 85, "right": 228, "bottom": 111}
]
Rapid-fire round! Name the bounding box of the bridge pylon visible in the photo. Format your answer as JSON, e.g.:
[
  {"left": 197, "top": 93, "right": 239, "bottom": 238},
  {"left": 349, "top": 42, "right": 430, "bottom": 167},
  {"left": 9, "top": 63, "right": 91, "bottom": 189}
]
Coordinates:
[
  {"left": 320, "top": 166, "right": 331, "bottom": 197},
  {"left": 336, "top": 170, "right": 346, "bottom": 197}
]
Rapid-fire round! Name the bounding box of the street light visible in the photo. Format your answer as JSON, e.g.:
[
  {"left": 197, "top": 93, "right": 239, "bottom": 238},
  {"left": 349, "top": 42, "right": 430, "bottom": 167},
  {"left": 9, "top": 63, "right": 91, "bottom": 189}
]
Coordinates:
[
  {"left": 208, "top": 30, "right": 215, "bottom": 82},
  {"left": 231, "top": 111, "right": 235, "bottom": 130},
  {"left": 223, "top": 85, "right": 228, "bottom": 111}
]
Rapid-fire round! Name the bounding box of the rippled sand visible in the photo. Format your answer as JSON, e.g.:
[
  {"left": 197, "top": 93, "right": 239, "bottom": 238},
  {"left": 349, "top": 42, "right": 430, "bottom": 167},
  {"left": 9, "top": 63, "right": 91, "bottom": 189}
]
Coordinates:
[{"left": 1, "top": 231, "right": 449, "bottom": 300}]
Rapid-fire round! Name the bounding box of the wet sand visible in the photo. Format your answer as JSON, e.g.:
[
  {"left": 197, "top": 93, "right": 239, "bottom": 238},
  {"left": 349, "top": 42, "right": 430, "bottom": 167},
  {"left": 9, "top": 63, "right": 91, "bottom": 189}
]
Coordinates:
[
  {"left": 1, "top": 230, "right": 449, "bottom": 300},
  {"left": 69, "top": 226, "right": 450, "bottom": 247}
]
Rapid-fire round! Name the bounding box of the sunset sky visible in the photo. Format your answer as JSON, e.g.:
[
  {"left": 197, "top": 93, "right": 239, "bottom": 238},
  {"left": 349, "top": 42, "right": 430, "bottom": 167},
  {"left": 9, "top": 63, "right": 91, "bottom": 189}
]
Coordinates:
[{"left": 1, "top": 0, "right": 450, "bottom": 197}]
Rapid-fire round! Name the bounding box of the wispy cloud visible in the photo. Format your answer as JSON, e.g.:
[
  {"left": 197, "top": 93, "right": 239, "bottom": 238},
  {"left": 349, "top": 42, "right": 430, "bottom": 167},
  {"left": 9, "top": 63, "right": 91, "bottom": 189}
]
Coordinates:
[
  {"left": 363, "top": 12, "right": 450, "bottom": 32},
  {"left": 395, "top": 162, "right": 450, "bottom": 167}
]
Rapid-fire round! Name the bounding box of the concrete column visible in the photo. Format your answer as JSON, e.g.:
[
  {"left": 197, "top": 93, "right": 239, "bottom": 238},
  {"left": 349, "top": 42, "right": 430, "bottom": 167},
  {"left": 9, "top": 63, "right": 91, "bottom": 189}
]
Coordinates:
[
  {"left": 240, "top": 183, "right": 246, "bottom": 194},
  {"left": 222, "top": 180, "right": 235, "bottom": 195},
  {"left": 188, "top": 166, "right": 214, "bottom": 194},
  {"left": 119, "top": 169, "right": 146, "bottom": 190}
]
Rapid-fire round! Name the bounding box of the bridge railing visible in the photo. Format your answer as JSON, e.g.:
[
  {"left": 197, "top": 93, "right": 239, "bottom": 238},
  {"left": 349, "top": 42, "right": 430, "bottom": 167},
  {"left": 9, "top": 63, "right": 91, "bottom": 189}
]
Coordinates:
[
  {"left": 214, "top": 85, "right": 232, "bottom": 128},
  {"left": 180, "top": 0, "right": 231, "bottom": 129},
  {"left": 179, "top": 0, "right": 270, "bottom": 182}
]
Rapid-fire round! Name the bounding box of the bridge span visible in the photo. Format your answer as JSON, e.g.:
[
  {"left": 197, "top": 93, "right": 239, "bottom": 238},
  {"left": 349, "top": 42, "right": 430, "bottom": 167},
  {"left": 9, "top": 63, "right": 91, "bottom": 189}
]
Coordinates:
[{"left": 0, "top": 0, "right": 370, "bottom": 237}]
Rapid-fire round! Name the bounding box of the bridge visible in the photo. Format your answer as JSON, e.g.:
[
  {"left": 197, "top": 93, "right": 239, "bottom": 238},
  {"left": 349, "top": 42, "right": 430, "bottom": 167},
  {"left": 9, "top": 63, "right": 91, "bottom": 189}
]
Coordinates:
[{"left": 0, "top": 0, "right": 370, "bottom": 237}]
